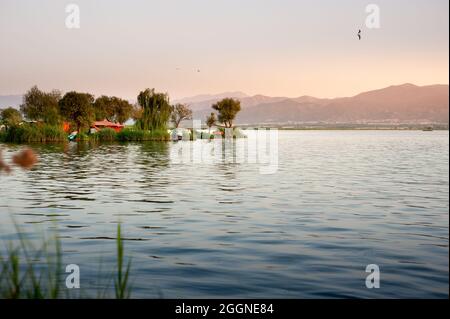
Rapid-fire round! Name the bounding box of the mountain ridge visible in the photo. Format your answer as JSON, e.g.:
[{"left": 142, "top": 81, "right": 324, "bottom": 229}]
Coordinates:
[
  {"left": 1, "top": 84, "right": 448, "bottom": 124},
  {"left": 188, "top": 84, "right": 449, "bottom": 124}
]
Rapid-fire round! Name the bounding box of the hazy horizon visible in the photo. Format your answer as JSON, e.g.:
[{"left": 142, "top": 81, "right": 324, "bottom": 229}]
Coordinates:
[
  {"left": 1, "top": 82, "right": 448, "bottom": 103},
  {"left": 1, "top": 0, "right": 448, "bottom": 100}
]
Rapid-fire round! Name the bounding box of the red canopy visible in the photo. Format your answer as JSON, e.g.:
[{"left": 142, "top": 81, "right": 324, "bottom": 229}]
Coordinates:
[{"left": 92, "top": 120, "right": 124, "bottom": 132}]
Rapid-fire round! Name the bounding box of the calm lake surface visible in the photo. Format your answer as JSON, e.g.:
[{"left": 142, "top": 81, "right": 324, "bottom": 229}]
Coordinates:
[{"left": 0, "top": 130, "right": 448, "bottom": 298}]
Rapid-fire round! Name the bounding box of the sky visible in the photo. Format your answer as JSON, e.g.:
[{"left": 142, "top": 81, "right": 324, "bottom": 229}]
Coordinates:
[{"left": 0, "top": 0, "right": 448, "bottom": 100}]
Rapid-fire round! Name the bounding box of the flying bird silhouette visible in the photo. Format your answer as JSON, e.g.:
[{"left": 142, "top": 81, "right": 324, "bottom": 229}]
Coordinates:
[{"left": 357, "top": 29, "right": 361, "bottom": 40}]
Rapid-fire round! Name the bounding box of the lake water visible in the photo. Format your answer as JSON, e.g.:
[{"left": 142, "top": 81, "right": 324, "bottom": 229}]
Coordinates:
[{"left": 0, "top": 130, "right": 448, "bottom": 298}]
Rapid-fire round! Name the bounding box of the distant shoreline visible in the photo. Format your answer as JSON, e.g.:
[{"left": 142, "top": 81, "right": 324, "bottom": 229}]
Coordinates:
[{"left": 236, "top": 124, "right": 449, "bottom": 131}]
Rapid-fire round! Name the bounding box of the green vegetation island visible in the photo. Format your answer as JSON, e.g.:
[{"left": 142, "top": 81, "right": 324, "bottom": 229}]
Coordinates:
[{"left": 0, "top": 86, "right": 243, "bottom": 144}]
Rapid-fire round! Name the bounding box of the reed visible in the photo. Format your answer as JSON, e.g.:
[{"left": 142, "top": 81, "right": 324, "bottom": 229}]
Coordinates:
[
  {"left": 114, "top": 224, "right": 131, "bottom": 299},
  {"left": 95, "top": 128, "right": 117, "bottom": 142},
  {"left": 116, "top": 128, "right": 169, "bottom": 141},
  {"left": 0, "top": 222, "right": 132, "bottom": 299},
  {"left": 2, "top": 124, "right": 67, "bottom": 143}
]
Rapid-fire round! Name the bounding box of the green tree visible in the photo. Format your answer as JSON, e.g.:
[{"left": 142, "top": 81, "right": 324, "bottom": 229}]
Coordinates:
[
  {"left": 94, "top": 95, "right": 115, "bottom": 121},
  {"left": 59, "top": 92, "right": 95, "bottom": 133},
  {"left": 0, "top": 107, "right": 22, "bottom": 130},
  {"left": 135, "top": 89, "right": 171, "bottom": 131},
  {"left": 211, "top": 98, "right": 241, "bottom": 128},
  {"left": 93, "top": 96, "right": 133, "bottom": 124},
  {"left": 206, "top": 112, "right": 216, "bottom": 133},
  {"left": 170, "top": 103, "right": 192, "bottom": 128},
  {"left": 20, "top": 86, "right": 61, "bottom": 125},
  {"left": 131, "top": 104, "right": 143, "bottom": 122},
  {"left": 114, "top": 98, "right": 133, "bottom": 124}
]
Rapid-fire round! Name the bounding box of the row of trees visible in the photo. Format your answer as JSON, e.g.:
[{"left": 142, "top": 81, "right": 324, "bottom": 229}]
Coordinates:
[
  {"left": 1, "top": 85, "right": 243, "bottom": 134},
  {"left": 17, "top": 86, "right": 135, "bottom": 132}
]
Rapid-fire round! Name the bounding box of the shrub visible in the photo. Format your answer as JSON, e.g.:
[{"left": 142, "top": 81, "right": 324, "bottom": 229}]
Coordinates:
[
  {"left": 0, "top": 131, "right": 6, "bottom": 143},
  {"left": 147, "top": 129, "right": 170, "bottom": 141},
  {"left": 3, "top": 124, "right": 67, "bottom": 143},
  {"left": 96, "top": 128, "right": 117, "bottom": 142},
  {"left": 76, "top": 132, "right": 90, "bottom": 142},
  {"left": 117, "top": 128, "right": 169, "bottom": 142},
  {"left": 41, "top": 125, "right": 68, "bottom": 142},
  {"left": 116, "top": 128, "right": 145, "bottom": 141}
]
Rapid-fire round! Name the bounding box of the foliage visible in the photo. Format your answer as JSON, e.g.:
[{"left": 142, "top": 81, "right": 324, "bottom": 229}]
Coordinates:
[
  {"left": 206, "top": 112, "right": 216, "bottom": 130},
  {"left": 93, "top": 95, "right": 115, "bottom": 121},
  {"left": 170, "top": 103, "right": 192, "bottom": 128},
  {"left": 211, "top": 98, "right": 241, "bottom": 128},
  {"left": 20, "top": 86, "right": 61, "bottom": 126},
  {"left": 0, "top": 107, "right": 22, "bottom": 130},
  {"left": 215, "top": 127, "right": 247, "bottom": 139},
  {"left": 0, "top": 223, "right": 62, "bottom": 299},
  {"left": 114, "top": 224, "right": 131, "bottom": 299},
  {"left": 2, "top": 124, "right": 67, "bottom": 143},
  {"left": 0, "top": 223, "right": 133, "bottom": 299},
  {"left": 95, "top": 128, "right": 117, "bottom": 142},
  {"left": 116, "top": 128, "right": 169, "bottom": 142},
  {"left": 75, "top": 132, "right": 90, "bottom": 142},
  {"left": 114, "top": 99, "right": 133, "bottom": 124},
  {"left": 94, "top": 96, "right": 133, "bottom": 124},
  {"left": 135, "top": 89, "right": 171, "bottom": 131},
  {"left": 59, "top": 92, "right": 95, "bottom": 133},
  {"left": 131, "top": 104, "right": 143, "bottom": 122}
]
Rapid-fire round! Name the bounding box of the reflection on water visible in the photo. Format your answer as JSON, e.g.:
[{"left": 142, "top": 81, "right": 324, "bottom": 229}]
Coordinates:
[{"left": 0, "top": 131, "right": 448, "bottom": 298}]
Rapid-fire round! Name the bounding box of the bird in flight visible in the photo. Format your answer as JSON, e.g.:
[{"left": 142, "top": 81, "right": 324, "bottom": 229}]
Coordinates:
[{"left": 357, "top": 29, "right": 362, "bottom": 40}]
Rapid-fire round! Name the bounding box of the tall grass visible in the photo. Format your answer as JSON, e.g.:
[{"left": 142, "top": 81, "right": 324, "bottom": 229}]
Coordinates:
[
  {"left": 117, "top": 128, "right": 169, "bottom": 142},
  {"left": 114, "top": 224, "right": 131, "bottom": 299},
  {"left": 2, "top": 124, "right": 67, "bottom": 143},
  {"left": 0, "top": 223, "right": 132, "bottom": 299},
  {"left": 0, "top": 125, "right": 170, "bottom": 144},
  {"left": 0, "top": 131, "right": 6, "bottom": 143},
  {"left": 95, "top": 128, "right": 117, "bottom": 142},
  {"left": 0, "top": 225, "right": 62, "bottom": 299}
]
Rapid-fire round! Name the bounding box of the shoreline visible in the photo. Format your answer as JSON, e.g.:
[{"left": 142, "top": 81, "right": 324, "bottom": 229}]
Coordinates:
[{"left": 1, "top": 127, "right": 448, "bottom": 145}]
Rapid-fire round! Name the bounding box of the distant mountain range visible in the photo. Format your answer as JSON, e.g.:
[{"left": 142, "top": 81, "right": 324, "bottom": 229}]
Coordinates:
[
  {"left": 1, "top": 83, "right": 448, "bottom": 124},
  {"left": 176, "top": 84, "right": 449, "bottom": 124}
]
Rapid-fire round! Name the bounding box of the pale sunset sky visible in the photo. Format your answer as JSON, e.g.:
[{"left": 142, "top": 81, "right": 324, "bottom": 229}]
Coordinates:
[{"left": 0, "top": 0, "right": 448, "bottom": 100}]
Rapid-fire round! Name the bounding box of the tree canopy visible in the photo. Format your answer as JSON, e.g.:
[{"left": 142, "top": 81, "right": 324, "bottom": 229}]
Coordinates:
[
  {"left": 170, "top": 103, "right": 192, "bottom": 128},
  {"left": 135, "top": 88, "right": 171, "bottom": 131},
  {"left": 59, "top": 92, "right": 95, "bottom": 132},
  {"left": 93, "top": 95, "right": 115, "bottom": 122},
  {"left": 20, "top": 86, "right": 61, "bottom": 125},
  {"left": 0, "top": 107, "right": 22, "bottom": 129},
  {"left": 94, "top": 96, "right": 133, "bottom": 124},
  {"left": 206, "top": 112, "right": 216, "bottom": 129},
  {"left": 211, "top": 98, "right": 241, "bottom": 128}
]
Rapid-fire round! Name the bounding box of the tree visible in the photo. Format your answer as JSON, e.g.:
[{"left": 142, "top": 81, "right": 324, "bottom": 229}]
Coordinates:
[
  {"left": 131, "top": 103, "right": 143, "bottom": 122},
  {"left": 114, "top": 98, "right": 133, "bottom": 124},
  {"left": 206, "top": 112, "right": 216, "bottom": 133},
  {"left": 170, "top": 103, "right": 192, "bottom": 128},
  {"left": 135, "top": 88, "right": 171, "bottom": 131},
  {"left": 59, "top": 92, "right": 95, "bottom": 133},
  {"left": 20, "top": 86, "right": 61, "bottom": 125},
  {"left": 94, "top": 96, "right": 133, "bottom": 124},
  {"left": 211, "top": 98, "right": 241, "bottom": 128},
  {"left": 0, "top": 107, "right": 22, "bottom": 130},
  {"left": 93, "top": 96, "right": 115, "bottom": 121}
]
